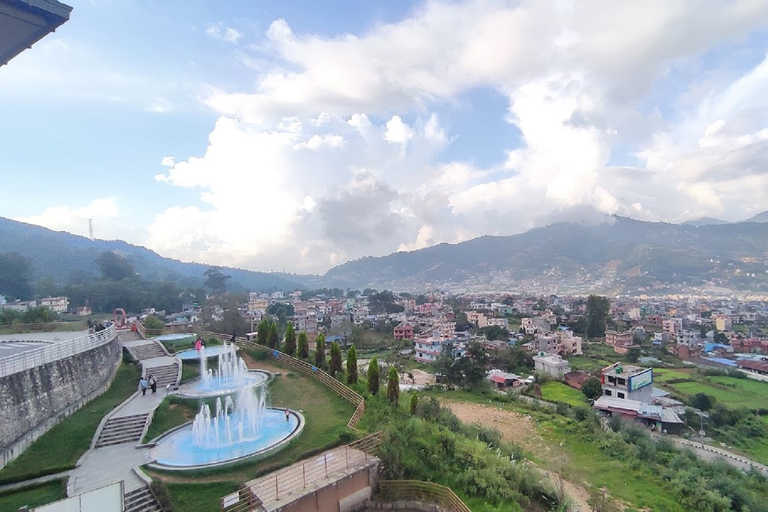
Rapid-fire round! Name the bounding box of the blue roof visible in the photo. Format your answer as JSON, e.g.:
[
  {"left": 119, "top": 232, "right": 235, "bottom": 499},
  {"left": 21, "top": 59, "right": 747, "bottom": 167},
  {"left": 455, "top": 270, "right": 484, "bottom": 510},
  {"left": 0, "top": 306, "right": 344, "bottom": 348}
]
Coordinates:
[{"left": 703, "top": 357, "right": 736, "bottom": 367}]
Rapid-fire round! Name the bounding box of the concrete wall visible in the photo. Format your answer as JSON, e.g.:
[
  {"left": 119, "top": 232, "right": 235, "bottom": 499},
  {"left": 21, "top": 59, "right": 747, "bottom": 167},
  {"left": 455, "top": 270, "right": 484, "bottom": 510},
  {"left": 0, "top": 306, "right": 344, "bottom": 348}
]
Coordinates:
[
  {"left": 0, "top": 335, "right": 120, "bottom": 469},
  {"left": 278, "top": 468, "right": 374, "bottom": 512}
]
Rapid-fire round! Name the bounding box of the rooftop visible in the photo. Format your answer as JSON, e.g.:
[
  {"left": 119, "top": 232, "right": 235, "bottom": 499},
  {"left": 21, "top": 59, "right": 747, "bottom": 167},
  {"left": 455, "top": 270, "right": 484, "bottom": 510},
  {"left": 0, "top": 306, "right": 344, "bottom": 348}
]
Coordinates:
[
  {"left": 0, "top": 0, "right": 72, "bottom": 66},
  {"left": 601, "top": 363, "right": 646, "bottom": 377}
]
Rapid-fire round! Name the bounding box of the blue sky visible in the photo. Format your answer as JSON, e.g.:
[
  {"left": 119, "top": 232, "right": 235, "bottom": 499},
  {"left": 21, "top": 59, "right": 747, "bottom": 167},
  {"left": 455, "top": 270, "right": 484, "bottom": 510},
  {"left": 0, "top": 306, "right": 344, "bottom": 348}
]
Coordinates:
[{"left": 2, "top": 1, "right": 768, "bottom": 274}]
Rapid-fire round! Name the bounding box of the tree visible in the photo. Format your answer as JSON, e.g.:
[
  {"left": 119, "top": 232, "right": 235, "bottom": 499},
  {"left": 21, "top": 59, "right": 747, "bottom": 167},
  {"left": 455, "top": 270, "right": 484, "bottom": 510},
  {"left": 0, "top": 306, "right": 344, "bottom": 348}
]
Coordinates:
[
  {"left": 0, "top": 252, "right": 33, "bottom": 299},
  {"left": 387, "top": 366, "right": 400, "bottom": 405},
  {"left": 96, "top": 251, "right": 136, "bottom": 281},
  {"left": 268, "top": 321, "right": 279, "bottom": 350},
  {"left": 691, "top": 392, "right": 713, "bottom": 411},
  {"left": 410, "top": 393, "right": 418, "bottom": 415},
  {"left": 203, "top": 266, "right": 231, "bottom": 295},
  {"left": 586, "top": 295, "right": 611, "bottom": 338},
  {"left": 315, "top": 333, "right": 326, "bottom": 368},
  {"left": 329, "top": 341, "right": 343, "bottom": 377},
  {"left": 283, "top": 322, "right": 297, "bottom": 356},
  {"left": 346, "top": 344, "right": 358, "bottom": 384},
  {"left": 626, "top": 346, "right": 641, "bottom": 363},
  {"left": 298, "top": 331, "right": 309, "bottom": 359},
  {"left": 367, "top": 357, "right": 380, "bottom": 395},
  {"left": 257, "top": 318, "right": 269, "bottom": 345},
  {"left": 483, "top": 324, "right": 509, "bottom": 341},
  {"left": 581, "top": 377, "right": 603, "bottom": 400}
]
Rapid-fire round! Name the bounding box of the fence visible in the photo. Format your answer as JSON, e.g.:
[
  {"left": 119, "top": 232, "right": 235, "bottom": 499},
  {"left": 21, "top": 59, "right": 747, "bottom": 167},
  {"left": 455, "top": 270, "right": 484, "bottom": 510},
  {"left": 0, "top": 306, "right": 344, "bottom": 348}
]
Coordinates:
[
  {"left": 221, "top": 443, "right": 379, "bottom": 511},
  {"left": 378, "top": 480, "right": 471, "bottom": 512},
  {"left": 203, "top": 332, "right": 366, "bottom": 429},
  {"left": 0, "top": 324, "right": 117, "bottom": 378}
]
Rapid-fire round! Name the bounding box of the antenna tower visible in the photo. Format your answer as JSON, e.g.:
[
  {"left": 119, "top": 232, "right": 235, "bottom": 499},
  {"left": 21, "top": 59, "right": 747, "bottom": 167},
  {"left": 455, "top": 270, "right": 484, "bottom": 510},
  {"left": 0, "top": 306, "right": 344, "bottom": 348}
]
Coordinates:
[{"left": 88, "top": 219, "right": 94, "bottom": 240}]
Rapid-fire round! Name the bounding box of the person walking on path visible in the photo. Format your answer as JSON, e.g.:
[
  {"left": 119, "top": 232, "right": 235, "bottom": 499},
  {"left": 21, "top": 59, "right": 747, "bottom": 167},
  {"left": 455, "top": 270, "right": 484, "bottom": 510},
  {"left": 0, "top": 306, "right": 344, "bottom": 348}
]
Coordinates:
[
  {"left": 195, "top": 336, "right": 203, "bottom": 353},
  {"left": 149, "top": 374, "right": 157, "bottom": 394},
  {"left": 139, "top": 377, "right": 148, "bottom": 396}
]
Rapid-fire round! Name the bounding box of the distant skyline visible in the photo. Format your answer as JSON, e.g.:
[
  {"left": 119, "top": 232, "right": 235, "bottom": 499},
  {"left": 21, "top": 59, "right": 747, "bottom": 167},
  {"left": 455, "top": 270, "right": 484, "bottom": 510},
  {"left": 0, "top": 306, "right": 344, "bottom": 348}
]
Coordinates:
[{"left": 2, "top": 1, "right": 768, "bottom": 274}]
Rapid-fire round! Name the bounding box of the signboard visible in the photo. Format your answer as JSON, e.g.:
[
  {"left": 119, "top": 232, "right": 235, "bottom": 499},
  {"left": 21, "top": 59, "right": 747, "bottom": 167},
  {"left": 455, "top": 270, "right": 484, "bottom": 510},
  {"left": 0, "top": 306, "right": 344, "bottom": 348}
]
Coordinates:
[{"left": 628, "top": 368, "right": 653, "bottom": 391}]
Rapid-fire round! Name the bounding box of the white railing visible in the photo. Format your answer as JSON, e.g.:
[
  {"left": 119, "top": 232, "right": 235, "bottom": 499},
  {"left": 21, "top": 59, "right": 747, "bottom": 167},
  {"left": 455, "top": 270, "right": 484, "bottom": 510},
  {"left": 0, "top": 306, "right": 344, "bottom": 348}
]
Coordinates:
[{"left": 0, "top": 324, "right": 117, "bottom": 378}]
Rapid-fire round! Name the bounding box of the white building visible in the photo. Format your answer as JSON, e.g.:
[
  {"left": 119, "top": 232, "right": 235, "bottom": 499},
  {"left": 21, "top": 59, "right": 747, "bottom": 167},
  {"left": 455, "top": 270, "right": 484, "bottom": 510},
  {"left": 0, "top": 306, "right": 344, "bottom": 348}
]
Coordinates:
[
  {"left": 533, "top": 353, "right": 571, "bottom": 378},
  {"left": 40, "top": 296, "right": 69, "bottom": 313}
]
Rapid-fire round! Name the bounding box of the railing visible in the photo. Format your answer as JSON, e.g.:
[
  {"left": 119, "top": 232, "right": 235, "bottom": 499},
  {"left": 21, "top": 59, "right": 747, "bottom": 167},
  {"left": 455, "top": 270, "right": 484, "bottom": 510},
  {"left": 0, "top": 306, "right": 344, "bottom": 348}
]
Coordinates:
[
  {"left": 134, "top": 321, "right": 147, "bottom": 339},
  {"left": 220, "top": 486, "right": 262, "bottom": 512},
  {"left": 378, "top": 480, "right": 471, "bottom": 512},
  {"left": 348, "top": 430, "right": 382, "bottom": 454},
  {"left": 204, "top": 332, "right": 366, "bottom": 429},
  {"left": 0, "top": 324, "right": 117, "bottom": 378},
  {"left": 222, "top": 444, "right": 379, "bottom": 510}
]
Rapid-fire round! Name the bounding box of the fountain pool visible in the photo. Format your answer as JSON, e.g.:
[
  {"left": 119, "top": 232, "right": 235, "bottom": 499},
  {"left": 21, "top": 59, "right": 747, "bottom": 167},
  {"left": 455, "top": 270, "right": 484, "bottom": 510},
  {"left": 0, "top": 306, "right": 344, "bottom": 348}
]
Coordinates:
[{"left": 175, "top": 342, "right": 271, "bottom": 398}]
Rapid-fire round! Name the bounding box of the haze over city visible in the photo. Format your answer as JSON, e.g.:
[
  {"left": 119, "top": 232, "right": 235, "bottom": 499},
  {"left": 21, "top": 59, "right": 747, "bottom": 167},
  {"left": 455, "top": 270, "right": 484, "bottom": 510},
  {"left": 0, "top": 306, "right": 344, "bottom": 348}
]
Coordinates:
[{"left": 3, "top": 0, "right": 768, "bottom": 274}]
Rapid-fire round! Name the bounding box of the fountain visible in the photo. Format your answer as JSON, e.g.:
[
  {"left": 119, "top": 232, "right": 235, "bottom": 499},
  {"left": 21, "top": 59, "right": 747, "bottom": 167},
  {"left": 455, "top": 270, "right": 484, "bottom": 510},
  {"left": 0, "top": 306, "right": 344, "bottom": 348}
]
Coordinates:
[
  {"left": 150, "top": 340, "right": 304, "bottom": 470},
  {"left": 175, "top": 342, "right": 271, "bottom": 398}
]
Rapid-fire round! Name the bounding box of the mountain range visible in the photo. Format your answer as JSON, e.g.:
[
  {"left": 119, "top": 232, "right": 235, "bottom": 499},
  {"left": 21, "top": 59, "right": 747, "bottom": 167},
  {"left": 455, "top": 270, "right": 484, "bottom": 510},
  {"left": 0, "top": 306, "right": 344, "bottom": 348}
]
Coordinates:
[{"left": 2, "top": 213, "right": 768, "bottom": 296}]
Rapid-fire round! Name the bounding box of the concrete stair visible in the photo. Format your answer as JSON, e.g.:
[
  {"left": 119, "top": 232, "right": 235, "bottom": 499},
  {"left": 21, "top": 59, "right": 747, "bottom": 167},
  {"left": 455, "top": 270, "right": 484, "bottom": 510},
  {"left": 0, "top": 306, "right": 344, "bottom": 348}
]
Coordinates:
[
  {"left": 123, "top": 485, "right": 162, "bottom": 512},
  {"left": 95, "top": 414, "right": 148, "bottom": 448},
  {"left": 127, "top": 342, "right": 166, "bottom": 361},
  {"left": 146, "top": 363, "right": 178, "bottom": 388}
]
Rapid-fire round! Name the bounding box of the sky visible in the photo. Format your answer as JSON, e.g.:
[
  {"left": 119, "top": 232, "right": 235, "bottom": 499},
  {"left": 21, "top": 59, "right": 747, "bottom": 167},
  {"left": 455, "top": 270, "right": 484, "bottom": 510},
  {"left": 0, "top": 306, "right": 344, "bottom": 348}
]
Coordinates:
[{"left": 2, "top": 0, "right": 768, "bottom": 275}]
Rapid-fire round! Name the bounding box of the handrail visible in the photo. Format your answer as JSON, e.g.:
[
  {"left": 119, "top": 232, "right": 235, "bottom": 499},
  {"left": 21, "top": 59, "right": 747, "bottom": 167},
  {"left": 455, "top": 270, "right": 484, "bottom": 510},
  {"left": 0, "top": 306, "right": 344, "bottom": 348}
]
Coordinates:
[
  {"left": 203, "top": 332, "right": 366, "bottom": 429},
  {"left": 133, "top": 321, "right": 147, "bottom": 339},
  {"left": 0, "top": 324, "right": 117, "bottom": 378},
  {"left": 379, "top": 480, "right": 471, "bottom": 512}
]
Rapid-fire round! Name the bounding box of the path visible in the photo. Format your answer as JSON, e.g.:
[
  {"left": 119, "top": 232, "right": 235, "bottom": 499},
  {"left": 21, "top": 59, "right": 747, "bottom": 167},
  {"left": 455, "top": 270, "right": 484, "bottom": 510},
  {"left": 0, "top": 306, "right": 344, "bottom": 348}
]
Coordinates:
[
  {"left": 67, "top": 332, "right": 178, "bottom": 511},
  {"left": 662, "top": 436, "right": 768, "bottom": 476},
  {"left": 441, "top": 400, "right": 591, "bottom": 512}
]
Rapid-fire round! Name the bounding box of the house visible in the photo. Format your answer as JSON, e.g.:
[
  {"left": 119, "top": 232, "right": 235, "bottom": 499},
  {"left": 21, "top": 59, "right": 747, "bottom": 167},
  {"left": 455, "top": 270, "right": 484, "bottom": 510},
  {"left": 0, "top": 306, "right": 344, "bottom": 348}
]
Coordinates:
[
  {"left": 673, "top": 343, "right": 702, "bottom": 360},
  {"left": 557, "top": 329, "right": 583, "bottom": 355},
  {"left": 414, "top": 336, "right": 465, "bottom": 362},
  {"left": 600, "top": 363, "right": 654, "bottom": 403},
  {"left": 486, "top": 370, "right": 521, "bottom": 390},
  {"left": 394, "top": 322, "right": 414, "bottom": 341},
  {"left": 522, "top": 317, "right": 551, "bottom": 334},
  {"left": 564, "top": 370, "right": 593, "bottom": 390},
  {"left": 605, "top": 330, "right": 634, "bottom": 354},
  {"left": 465, "top": 311, "right": 488, "bottom": 328},
  {"left": 592, "top": 396, "right": 683, "bottom": 435},
  {"left": 3, "top": 300, "right": 37, "bottom": 312},
  {"left": 76, "top": 306, "right": 92, "bottom": 316},
  {"left": 40, "top": 296, "right": 69, "bottom": 313},
  {"left": 533, "top": 353, "right": 571, "bottom": 378}
]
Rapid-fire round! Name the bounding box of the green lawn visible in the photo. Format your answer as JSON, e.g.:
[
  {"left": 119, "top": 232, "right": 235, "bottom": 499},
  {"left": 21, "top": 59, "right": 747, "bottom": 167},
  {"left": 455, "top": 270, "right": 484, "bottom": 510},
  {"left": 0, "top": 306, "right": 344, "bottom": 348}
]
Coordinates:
[
  {"left": 164, "top": 481, "right": 238, "bottom": 512},
  {"left": 668, "top": 378, "right": 768, "bottom": 410},
  {"left": 539, "top": 381, "right": 586, "bottom": 407},
  {"left": 0, "top": 363, "right": 141, "bottom": 484},
  {"left": 652, "top": 368, "right": 694, "bottom": 382},
  {"left": 567, "top": 355, "right": 610, "bottom": 372},
  {"left": 0, "top": 480, "right": 66, "bottom": 511}
]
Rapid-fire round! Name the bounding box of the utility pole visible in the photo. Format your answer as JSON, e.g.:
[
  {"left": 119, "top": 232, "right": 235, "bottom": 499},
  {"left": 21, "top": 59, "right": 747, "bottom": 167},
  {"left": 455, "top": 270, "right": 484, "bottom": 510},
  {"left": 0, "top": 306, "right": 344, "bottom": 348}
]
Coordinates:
[{"left": 88, "top": 219, "right": 94, "bottom": 240}]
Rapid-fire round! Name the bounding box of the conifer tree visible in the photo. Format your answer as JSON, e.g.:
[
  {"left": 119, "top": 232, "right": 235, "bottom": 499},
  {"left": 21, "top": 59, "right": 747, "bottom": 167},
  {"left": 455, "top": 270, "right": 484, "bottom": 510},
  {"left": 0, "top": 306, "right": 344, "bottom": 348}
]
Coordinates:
[
  {"left": 298, "top": 331, "right": 309, "bottom": 359},
  {"left": 315, "top": 333, "right": 326, "bottom": 368},
  {"left": 410, "top": 393, "right": 418, "bottom": 415},
  {"left": 387, "top": 365, "right": 400, "bottom": 405},
  {"left": 268, "top": 321, "right": 279, "bottom": 349},
  {"left": 346, "top": 344, "right": 358, "bottom": 384},
  {"left": 283, "top": 322, "right": 297, "bottom": 356},
  {"left": 330, "top": 341, "right": 343, "bottom": 377},
  {"left": 257, "top": 318, "right": 269, "bottom": 345},
  {"left": 367, "top": 357, "right": 380, "bottom": 395}
]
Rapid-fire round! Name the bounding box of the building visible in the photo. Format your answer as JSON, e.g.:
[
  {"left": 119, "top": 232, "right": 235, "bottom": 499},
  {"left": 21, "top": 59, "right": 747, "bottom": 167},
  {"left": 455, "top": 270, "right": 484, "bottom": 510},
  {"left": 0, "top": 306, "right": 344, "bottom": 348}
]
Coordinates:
[
  {"left": 3, "top": 300, "right": 36, "bottom": 312},
  {"left": 0, "top": 0, "right": 72, "bottom": 66},
  {"left": 39, "top": 296, "right": 69, "bottom": 313},
  {"left": 414, "top": 336, "right": 465, "bottom": 362},
  {"left": 533, "top": 353, "right": 571, "bottom": 378},
  {"left": 522, "top": 317, "right": 551, "bottom": 335},
  {"left": 564, "top": 370, "right": 592, "bottom": 390},
  {"left": 75, "top": 306, "right": 92, "bottom": 316},
  {"left": 600, "top": 363, "right": 654, "bottom": 403},
  {"left": 486, "top": 370, "right": 521, "bottom": 390},
  {"left": 592, "top": 396, "right": 683, "bottom": 435},
  {"left": 465, "top": 311, "right": 488, "bottom": 328},
  {"left": 557, "top": 329, "right": 583, "bottom": 355},
  {"left": 604, "top": 330, "right": 634, "bottom": 354},
  {"left": 393, "top": 322, "right": 414, "bottom": 341},
  {"left": 662, "top": 318, "right": 682, "bottom": 341}
]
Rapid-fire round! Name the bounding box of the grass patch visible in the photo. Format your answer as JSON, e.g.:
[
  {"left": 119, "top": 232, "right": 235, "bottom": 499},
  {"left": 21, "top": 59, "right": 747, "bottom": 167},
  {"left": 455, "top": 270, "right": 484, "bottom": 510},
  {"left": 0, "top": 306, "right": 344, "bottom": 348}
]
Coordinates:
[
  {"left": 567, "top": 356, "right": 611, "bottom": 372},
  {"left": 539, "top": 381, "right": 586, "bottom": 407},
  {"left": 0, "top": 363, "right": 140, "bottom": 484},
  {"left": 0, "top": 479, "right": 67, "bottom": 511},
  {"left": 669, "top": 378, "right": 768, "bottom": 410},
  {"left": 144, "top": 396, "right": 199, "bottom": 443},
  {"left": 652, "top": 368, "right": 694, "bottom": 382},
  {"left": 165, "top": 481, "right": 238, "bottom": 512},
  {"left": 180, "top": 361, "right": 200, "bottom": 383}
]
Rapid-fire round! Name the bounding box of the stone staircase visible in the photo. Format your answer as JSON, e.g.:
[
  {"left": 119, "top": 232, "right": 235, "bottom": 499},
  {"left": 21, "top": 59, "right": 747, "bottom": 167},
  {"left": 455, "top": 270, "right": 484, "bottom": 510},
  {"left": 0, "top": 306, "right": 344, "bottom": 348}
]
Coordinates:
[
  {"left": 146, "top": 363, "right": 178, "bottom": 388},
  {"left": 126, "top": 341, "right": 166, "bottom": 360},
  {"left": 123, "top": 485, "right": 162, "bottom": 512},
  {"left": 95, "top": 413, "right": 149, "bottom": 448}
]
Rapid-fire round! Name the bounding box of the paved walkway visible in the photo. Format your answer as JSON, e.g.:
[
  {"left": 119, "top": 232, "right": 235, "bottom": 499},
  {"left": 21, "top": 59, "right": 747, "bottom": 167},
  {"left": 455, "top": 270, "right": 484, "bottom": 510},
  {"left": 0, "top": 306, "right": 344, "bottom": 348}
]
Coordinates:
[
  {"left": 67, "top": 335, "right": 176, "bottom": 497},
  {"left": 665, "top": 436, "right": 768, "bottom": 475}
]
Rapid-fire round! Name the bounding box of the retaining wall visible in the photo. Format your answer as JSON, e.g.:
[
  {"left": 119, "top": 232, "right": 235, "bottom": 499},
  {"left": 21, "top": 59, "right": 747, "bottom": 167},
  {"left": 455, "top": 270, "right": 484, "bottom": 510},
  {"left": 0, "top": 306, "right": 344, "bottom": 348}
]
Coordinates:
[{"left": 0, "top": 335, "right": 121, "bottom": 469}]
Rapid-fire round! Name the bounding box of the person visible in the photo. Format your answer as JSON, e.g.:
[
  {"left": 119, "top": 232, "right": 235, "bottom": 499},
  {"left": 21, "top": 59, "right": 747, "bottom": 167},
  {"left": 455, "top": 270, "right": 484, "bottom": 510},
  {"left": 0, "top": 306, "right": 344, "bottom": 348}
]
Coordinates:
[
  {"left": 230, "top": 331, "right": 237, "bottom": 342},
  {"left": 284, "top": 409, "right": 290, "bottom": 422},
  {"left": 149, "top": 374, "right": 157, "bottom": 394},
  {"left": 201, "top": 337, "right": 207, "bottom": 348},
  {"left": 139, "top": 377, "right": 148, "bottom": 396},
  {"left": 195, "top": 336, "right": 202, "bottom": 353}
]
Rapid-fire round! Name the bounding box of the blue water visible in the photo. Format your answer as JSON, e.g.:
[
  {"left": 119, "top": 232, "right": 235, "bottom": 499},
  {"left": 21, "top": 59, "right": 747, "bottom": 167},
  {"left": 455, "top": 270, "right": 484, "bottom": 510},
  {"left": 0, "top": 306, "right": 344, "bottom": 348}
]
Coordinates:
[
  {"left": 175, "top": 346, "right": 235, "bottom": 360},
  {"left": 152, "top": 410, "right": 299, "bottom": 467}
]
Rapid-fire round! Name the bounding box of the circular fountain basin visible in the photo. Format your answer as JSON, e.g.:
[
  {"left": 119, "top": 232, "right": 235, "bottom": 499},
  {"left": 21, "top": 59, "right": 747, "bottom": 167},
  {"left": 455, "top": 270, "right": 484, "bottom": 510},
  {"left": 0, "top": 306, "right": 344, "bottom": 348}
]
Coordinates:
[
  {"left": 175, "top": 370, "right": 271, "bottom": 399},
  {"left": 156, "top": 333, "right": 197, "bottom": 346},
  {"left": 175, "top": 345, "right": 237, "bottom": 360},
  {"left": 149, "top": 409, "right": 304, "bottom": 470}
]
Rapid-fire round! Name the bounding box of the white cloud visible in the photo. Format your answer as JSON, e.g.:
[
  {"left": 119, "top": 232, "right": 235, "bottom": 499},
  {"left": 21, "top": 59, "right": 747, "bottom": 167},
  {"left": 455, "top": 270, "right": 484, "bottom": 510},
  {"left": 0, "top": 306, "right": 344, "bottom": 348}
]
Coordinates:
[
  {"left": 206, "top": 25, "right": 243, "bottom": 44},
  {"left": 14, "top": 198, "right": 121, "bottom": 239},
  {"left": 152, "top": 0, "right": 768, "bottom": 272}
]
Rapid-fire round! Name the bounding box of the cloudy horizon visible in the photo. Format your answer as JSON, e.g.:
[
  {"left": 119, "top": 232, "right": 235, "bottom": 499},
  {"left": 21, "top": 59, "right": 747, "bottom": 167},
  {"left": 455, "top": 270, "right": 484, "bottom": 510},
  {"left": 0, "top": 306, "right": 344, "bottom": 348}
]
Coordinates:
[{"left": 3, "top": 1, "right": 768, "bottom": 274}]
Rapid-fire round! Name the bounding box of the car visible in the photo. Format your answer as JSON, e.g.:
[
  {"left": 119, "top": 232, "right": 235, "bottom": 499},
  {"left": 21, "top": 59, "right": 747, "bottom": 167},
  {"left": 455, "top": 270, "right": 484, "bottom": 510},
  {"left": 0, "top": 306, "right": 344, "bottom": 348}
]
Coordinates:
[{"left": 524, "top": 376, "right": 535, "bottom": 385}]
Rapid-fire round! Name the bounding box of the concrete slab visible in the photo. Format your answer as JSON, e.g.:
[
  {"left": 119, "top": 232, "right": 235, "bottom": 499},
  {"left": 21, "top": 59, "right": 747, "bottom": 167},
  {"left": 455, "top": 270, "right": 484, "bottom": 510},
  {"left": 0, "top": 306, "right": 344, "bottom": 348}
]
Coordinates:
[
  {"left": 0, "top": 330, "right": 89, "bottom": 344},
  {"left": 69, "top": 443, "right": 154, "bottom": 495}
]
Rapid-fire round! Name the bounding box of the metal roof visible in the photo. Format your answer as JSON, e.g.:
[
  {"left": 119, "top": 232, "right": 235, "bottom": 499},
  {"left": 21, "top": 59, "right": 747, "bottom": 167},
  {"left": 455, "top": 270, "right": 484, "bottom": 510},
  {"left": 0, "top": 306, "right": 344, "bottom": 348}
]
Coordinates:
[{"left": 0, "top": 0, "right": 72, "bottom": 66}]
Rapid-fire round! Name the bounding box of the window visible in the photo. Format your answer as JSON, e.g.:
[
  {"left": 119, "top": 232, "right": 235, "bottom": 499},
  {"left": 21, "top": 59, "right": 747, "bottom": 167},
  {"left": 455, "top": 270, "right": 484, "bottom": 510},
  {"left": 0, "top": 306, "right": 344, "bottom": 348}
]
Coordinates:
[
  {"left": 604, "top": 389, "right": 612, "bottom": 396},
  {"left": 618, "top": 392, "right": 625, "bottom": 399},
  {"left": 617, "top": 378, "right": 626, "bottom": 386}
]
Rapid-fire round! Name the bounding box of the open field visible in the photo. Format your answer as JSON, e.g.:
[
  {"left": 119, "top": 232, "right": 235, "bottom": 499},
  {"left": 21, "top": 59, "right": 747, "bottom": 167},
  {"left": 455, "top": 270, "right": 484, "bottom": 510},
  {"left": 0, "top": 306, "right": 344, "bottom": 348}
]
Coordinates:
[
  {"left": 651, "top": 368, "right": 695, "bottom": 382},
  {"left": 539, "top": 381, "right": 586, "bottom": 407},
  {"left": 665, "top": 377, "right": 768, "bottom": 410}
]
